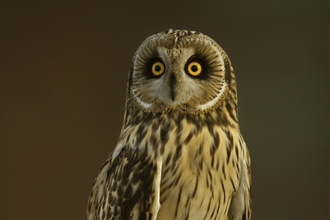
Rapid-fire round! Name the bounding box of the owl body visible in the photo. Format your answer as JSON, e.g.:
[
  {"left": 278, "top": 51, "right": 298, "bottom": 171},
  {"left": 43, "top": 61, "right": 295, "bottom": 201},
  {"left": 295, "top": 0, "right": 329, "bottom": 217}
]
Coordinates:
[{"left": 86, "top": 30, "right": 251, "bottom": 220}]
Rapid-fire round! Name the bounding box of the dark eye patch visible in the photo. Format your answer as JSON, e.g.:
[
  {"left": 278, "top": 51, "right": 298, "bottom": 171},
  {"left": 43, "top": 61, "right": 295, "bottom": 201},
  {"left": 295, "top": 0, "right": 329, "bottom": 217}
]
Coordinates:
[
  {"left": 144, "top": 57, "right": 165, "bottom": 79},
  {"left": 184, "top": 55, "right": 210, "bottom": 79}
]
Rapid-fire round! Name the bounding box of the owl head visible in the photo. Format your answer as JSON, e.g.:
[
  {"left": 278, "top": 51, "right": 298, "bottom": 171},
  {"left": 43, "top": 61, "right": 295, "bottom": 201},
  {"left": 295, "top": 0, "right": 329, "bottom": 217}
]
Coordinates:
[{"left": 126, "top": 29, "right": 238, "bottom": 116}]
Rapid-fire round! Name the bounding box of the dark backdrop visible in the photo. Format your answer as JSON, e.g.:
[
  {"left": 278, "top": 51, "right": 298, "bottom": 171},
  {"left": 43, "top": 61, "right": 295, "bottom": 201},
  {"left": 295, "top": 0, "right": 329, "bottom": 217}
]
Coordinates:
[{"left": 1, "top": 1, "right": 330, "bottom": 219}]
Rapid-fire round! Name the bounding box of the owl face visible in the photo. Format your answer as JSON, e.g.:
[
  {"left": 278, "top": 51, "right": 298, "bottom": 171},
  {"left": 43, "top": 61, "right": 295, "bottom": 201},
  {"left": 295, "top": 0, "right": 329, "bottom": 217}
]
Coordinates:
[{"left": 130, "top": 30, "right": 231, "bottom": 114}]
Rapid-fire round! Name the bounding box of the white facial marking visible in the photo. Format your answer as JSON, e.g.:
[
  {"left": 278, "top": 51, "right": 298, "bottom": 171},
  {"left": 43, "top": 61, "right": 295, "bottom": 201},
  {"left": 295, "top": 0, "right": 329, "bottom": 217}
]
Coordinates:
[
  {"left": 157, "top": 47, "right": 170, "bottom": 64},
  {"left": 197, "top": 79, "right": 227, "bottom": 110},
  {"left": 132, "top": 86, "right": 153, "bottom": 109}
]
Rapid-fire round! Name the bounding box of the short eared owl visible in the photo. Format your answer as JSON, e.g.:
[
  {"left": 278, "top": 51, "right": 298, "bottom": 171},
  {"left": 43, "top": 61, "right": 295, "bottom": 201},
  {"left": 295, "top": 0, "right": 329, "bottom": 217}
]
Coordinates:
[{"left": 86, "top": 29, "right": 251, "bottom": 220}]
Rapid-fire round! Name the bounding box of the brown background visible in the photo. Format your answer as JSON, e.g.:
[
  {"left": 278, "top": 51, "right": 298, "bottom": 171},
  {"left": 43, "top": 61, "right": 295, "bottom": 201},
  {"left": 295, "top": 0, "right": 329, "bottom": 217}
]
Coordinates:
[{"left": 1, "top": 1, "right": 330, "bottom": 219}]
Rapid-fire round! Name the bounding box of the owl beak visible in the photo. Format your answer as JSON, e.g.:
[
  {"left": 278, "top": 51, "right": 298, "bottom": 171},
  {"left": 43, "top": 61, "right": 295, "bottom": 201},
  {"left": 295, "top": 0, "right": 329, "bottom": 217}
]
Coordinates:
[
  {"left": 169, "top": 74, "right": 176, "bottom": 101},
  {"left": 170, "top": 84, "right": 175, "bottom": 101}
]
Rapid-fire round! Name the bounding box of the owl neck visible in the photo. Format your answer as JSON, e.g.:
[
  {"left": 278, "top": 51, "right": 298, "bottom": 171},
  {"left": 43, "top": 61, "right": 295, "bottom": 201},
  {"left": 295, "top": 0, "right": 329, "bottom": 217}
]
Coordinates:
[{"left": 119, "top": 95, "right": 240, "bottom": 145}]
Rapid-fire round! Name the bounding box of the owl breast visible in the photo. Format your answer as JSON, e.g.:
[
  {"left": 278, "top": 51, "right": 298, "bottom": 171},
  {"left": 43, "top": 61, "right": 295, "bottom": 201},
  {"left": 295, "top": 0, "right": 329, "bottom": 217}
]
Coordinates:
[{"left": 124, "top": 111, "right": 242, "bottom": 220}]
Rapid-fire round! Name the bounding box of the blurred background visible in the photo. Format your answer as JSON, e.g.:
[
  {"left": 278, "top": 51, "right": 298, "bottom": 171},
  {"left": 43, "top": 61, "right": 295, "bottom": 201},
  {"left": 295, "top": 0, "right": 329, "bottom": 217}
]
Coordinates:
[{"left": 1, "top": 1, "right": 330, "bottom": 219}]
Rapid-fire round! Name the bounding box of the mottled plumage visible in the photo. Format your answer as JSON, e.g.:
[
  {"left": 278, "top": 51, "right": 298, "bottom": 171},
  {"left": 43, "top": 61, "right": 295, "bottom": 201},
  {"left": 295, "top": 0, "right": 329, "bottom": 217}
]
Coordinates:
[{"left": 86, "top": 29, "right": 251, "bottom": 220}]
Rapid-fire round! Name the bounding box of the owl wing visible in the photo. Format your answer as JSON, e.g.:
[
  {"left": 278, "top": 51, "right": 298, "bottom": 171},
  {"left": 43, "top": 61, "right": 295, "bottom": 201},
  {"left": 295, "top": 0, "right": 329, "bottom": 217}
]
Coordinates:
[
  {"left": 228, "top": 146, "right": 252, "bottom": 220},
  {"left": 86, "top": 156, "right": 112, "bottom": 220},
  {"left": 86, "top": 145, "right": 162, "bottom": 220}
]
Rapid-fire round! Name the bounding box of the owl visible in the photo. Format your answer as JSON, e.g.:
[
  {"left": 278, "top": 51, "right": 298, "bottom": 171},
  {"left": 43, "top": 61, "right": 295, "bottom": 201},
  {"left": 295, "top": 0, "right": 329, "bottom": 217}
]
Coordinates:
[{"left": 86, "top": 29, "right": 251, "bottom": 220}]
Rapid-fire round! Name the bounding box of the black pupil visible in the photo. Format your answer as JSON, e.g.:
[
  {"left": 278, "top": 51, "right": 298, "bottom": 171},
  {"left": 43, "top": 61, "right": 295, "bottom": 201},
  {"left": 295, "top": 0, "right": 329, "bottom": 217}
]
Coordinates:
[
  {"left": 191, "top": 65, "right": 198, "bottom": 72},
  {"left": 154, "top": 65, "right": 161, "bottom": 72}
]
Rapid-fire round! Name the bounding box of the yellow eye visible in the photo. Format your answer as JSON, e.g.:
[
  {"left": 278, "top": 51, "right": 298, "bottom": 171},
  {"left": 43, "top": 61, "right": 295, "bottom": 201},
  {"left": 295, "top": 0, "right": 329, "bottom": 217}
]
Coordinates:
[
  {"left": 152, "top": 62, "right": 165, "bottom": 76},
  {"left": 187, "top": 62, "right": 202, "bottom": 76}
]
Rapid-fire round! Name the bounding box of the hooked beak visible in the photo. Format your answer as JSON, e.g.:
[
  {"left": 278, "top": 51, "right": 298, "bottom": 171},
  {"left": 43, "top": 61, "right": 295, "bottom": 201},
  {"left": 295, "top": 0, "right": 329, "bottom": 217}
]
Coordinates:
[{"left": 169, "top": 74, "right": 176, "bottom": 101}]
